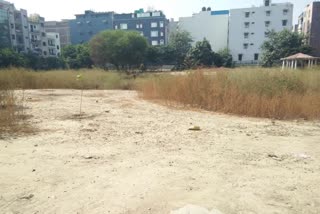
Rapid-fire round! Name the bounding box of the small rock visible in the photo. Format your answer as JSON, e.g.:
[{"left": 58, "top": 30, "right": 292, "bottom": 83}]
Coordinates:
[
  {"left": 188, "top": 126, "right": 201, "bottom": 131},
  {"left": 32, "top": 169, "right": 36, "bottom": 172},
  {"left": 34, "top": 144, "right": 38, "bottom": 147},
  {"left": 19, "top": 194, "right": 34, "bottom": 200}
]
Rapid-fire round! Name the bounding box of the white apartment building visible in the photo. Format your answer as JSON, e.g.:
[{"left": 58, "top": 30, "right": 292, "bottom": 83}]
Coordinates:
[
  {"left": 229, "top": 0, "right": 293, "bottom": 64},
  {"left": 46, "top": 32, "right": 61, "bottom": 57},
  {"left": 179, "top": 8, "right": 229, "bottom": 52}
]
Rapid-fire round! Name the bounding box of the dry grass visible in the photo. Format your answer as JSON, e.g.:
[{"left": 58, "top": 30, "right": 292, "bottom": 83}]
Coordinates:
[
  {"left": 139, "top": 67, "right": 320, "bottom": 120},
  {"left": 0, "top": 68, "right": 144, "bottom": 90}
]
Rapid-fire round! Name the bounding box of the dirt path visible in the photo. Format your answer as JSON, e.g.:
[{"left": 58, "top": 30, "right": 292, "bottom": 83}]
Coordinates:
[{"left": 0, "top": 90, "right": 320, "bottom": 214}]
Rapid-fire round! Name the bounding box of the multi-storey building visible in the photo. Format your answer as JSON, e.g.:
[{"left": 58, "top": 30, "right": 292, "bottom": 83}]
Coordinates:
[
  {"left": 229, "top": 0, "right": 293, "bottom": 64},
  {"left": 44, "top": 20, "right": 71, "bottom": 48},
  {"left": 46, "top": 32, "right": 61, "bottom": 57},
  {"left": 0, "top": 0, "right": 11, "bottom": 48},
  {"left": 178, "top": 7, "right": 229, "bottom": 52},
  {"left": 114, "top": 10, "right": 168, "bottom": 46},
  {"left": 0, "top": 0, "right": 30, "bottom": 52},
  {"left": 28, "top": 14, "right": 48, "bottom": 56},
  {"left": 297, "top": 2, "right": 320, "bottom": 56},
  {"left": 69, "top": 10, "right": 114, "bottom": 45},
  {"left": 69, "top": 9, "right": 168, "bottom": 46}
]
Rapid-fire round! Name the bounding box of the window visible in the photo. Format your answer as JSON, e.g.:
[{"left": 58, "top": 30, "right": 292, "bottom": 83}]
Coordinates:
[
  {"left": 151, "top": 40, "right": 158, "bottom": 46},
  {"left": 115, "top": 25, "right": 118, "bottom": 29},
  {"left": 282, "top": 20, "right": 288, "bottom": 26},
  {"left": 160, "top": 31, "right": 164, "bottom": 37},
  {"left": 57, "top": 45, "right": 60, "bottom": 50},
  {"left": 151, "top": 22, "right": 158, "bottom": 28},
  {"left": 10, "top": 23, "right": 14, "bottom": 29},
  {"left": 151, "top": 31, "right": 158, "bottom": 37},
  {"left": 140, "top": 24, "right": 143, "bottom": 28},
  {"left": 136, "top": 24, "right": 140, "bottom": 29},
  {"left": 283, "top": 9, "right": 288, "bottom": 15},
  {"left": 56, "top": 35, "right": 58, "bottom": 38},
  {"left": 42, "top": 32, "right": 46, "bottom": 37},
  {"left": 160, "top": 21, "right": 164, "bottom": 28},
  {"left": 254, "top": 53, "right": 259, "bottom": 61},
  {"left": 245, "top": 12, "right": 250, "bottom": 18},
  {"left": 43, "top": 51, "right": 47, "bottom": 56},
  {"left": 243, "top": 43, "right": 249, "bottom": 49},
  {"left": 40, "top": 23, "right": 44, "bottom": 27},
  {"left": 238, "top": 54, "right": 243, "bottom": 61},
  {"left": 160, "top": 39, "right": 164, "bottom": 45},
  {"left": 120, "top": 23, "right": 128, "bottom": 30},
  {"left": 266, "top": 11, "right": 271, "bottom": 16},
  {"left": 251, "top": 22, "right": 255, "bottom": 24},
  {"left": 265, "top": 21, "right": 270, "bottom": 27},
  {"left": 264, "top": 32, "right": 270, "bottom": 38},
  {"left": 42, "top": 42, "right": 46, "bottom": 46},
  {"left": 244, "top": 22, "right": 250, "bottom": 28},
  {"left": 11, "top": 34, "right": 15, "bottom": 40},
  {"left": 244, "top": 32, "right": 249, "bottom": 39}
]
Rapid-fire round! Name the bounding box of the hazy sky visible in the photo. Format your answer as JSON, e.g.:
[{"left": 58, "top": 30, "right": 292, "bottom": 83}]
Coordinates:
[{"left": 10, "top": 0, "right": 312, "bottom": 23}]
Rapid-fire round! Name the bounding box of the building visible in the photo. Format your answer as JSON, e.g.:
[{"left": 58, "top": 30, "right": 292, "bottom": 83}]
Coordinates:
[
  {"left": 69, "top": 9, "right": 169, "bottom": 46},
  {"left": 0, "top": 0, "right": 30, "bottom": 52},
  {"left": 28, "top": 14, "right": 48, "bottom": 56},
  {"left": 178, "top": 7, "right": 229, "bottom": 52},
  {"left": 168, "top": 18, "right": 178, "bottom": 40},
  {"left": 69, "top": 10, "right": 114, "bottom": 45},
  {"left": 44, "top": 20, "right": 71, "bottom": 47},
  {"left": 0, "top": 0, "right": 11, "bottom": 48},
  {"left": 46, "top": 32, "right": 61, "bottom": 57},
  {"left": 297, "top": 2, "right": 320, "bottom": 56},
  {"left": 114, "top": 10, "right": 168, "bottom": 46},
  {"left": 229, "top": 0, "right": 293, "bottom": 64}
]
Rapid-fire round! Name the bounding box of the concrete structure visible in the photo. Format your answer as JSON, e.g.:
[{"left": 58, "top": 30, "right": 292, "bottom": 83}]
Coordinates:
[
  {"left": 45, "top": 20, "right": 71, "bottom": 47},
  {"left": 46, "top": 32, "right": 61, "bottom": 57},
  {"left": 0, "top": 0, "right": 30, "bottom": 52},
  {"left": 178, "top": 8, "right": 229, "bottom": 52},
  {"left": 69, "top": 10, "right": 114, "bottom": 44},
  {"left": 114, "top": 10, "right": 168, "bottom": 46},
  {"left": 168, "top": 18, "right": 178, "bottom": 40},
  {"left": 0, "top": 0, "right": 12, "bottom": 48},
  {"left": 28, "top": 14, "right": 48, "bottom": 56},
  {"left": 69, "top": 9, "right": 168, "bottom": 46},
  {"left": 229, "top": 0, "right": 293, "bottom": 64},
  {"left": 297, "top": 2, "right": 320, "bottom": 56},
  {"left": 281, "top": 53, "right": 319, "bottom": 69}
]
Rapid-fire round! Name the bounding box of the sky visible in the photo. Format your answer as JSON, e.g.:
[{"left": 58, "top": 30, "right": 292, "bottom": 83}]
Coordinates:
[{"left": 9, "top": 0, "right": 312, "bottom": 24}]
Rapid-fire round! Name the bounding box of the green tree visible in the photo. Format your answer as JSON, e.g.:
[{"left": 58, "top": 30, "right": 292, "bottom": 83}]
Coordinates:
[
  {"left": 0, "top": 48, "right": 25, "bottom": 67},
  {"left": 168, "top": 31, "right": 193, "bottom": 70},
  {"left": 215, "top": 48, "right": 233, "bottom": 68},
  {"left": 184, "top": 38, "right": 214, "bottom": 68},
  {"left": 261, "top": 29, "right": 312, "bottom": 67},
  {"left": 89, "top": 30, "right": 148, "bottom": 70},
  {"left": 61, "top": 44, "right": 93, "bottom": 69},
  {"left": 145, "top": 45, "right": 175, "bottom": 66}
]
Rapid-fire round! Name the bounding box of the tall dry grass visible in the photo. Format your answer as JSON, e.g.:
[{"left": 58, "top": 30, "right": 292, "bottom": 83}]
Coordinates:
[
  {"left": 0, "top": 68, "right": 141, "bottom": 90},
  {"left": 139, "top": 67, "right": 320, "bottom": 120}
]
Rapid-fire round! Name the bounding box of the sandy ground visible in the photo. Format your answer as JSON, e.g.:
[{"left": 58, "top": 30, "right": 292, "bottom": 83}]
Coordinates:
[{"left": 0, "top": 90, "right": 320, "bottom": 214}]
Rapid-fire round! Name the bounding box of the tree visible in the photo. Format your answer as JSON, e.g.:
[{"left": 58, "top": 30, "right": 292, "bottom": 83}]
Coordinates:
[
  {"left": 184, "top": 38, "right": 214, "bottom": 68},
  {"left": 89, "top": 30, "right": 148, "bottom": 70},
  {"left": 0, "top": 48, "right": 25, "bottom": 68},
  {"left": 261, "top": 29, "right": 312, "bottom": 67},
  {"left": 61, "top": 44, "right": 93, "bottom": 69},
  {"left": 215, "top": 48, "right": 233, "bottom": 68},
  {"left": 145, "top": 45, "right": 175, "bottom": 66},
  {"left": 168, "top": 31, "right": 193, "bottom": 70}
]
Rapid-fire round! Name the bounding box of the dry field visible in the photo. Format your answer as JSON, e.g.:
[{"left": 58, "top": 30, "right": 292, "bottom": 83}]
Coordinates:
[{"left": 0, "top": 89, "right": 320, "bottom": 214}]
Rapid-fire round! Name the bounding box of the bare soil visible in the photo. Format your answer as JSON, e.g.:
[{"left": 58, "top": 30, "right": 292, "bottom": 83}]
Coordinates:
[{"left": 0, "top": 90, "right": 320, "bottom": 214}]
